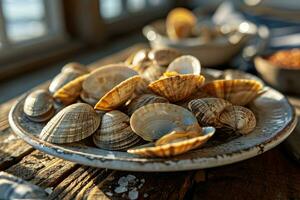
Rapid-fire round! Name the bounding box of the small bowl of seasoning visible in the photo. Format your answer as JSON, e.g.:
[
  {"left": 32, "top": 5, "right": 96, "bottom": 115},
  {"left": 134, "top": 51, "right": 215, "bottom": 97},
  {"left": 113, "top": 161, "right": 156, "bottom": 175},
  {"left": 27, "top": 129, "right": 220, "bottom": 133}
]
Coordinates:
[{"left": 254, "top": 48, "right": 300, "bottom": 94}]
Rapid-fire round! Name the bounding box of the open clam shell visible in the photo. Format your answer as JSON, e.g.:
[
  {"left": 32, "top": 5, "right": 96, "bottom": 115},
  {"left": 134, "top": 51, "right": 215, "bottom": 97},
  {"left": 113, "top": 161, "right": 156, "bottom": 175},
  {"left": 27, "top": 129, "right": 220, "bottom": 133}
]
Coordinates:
[
  {"left": 148, "top": 74, "right": 205, "bottom": 102},
  {"left": 40, "top": 103, "right": 100, "bottom": 144},
  {"left": 188, "top": 98, "right": 232, "bottom": 128},
  {"left": 127, "top": 94, "right": 169, "bottom": 116},
  {"left": 130, "top": 103, "right": 201, "bottom": 141},
  {"left": 167, "top": 55, "right": 201, "bottom": 75},
  {"left": 148, "top": 48, "right": 181, "bottom": 66},
  {"left": 94, "top": 76, "right": 141, "bottom": 111},
  {"left": 219, "top": 105, "right": 256, "bottom": 135},
  {"left": 201, "top": 79, "right": 264, "bottom": 106},
  {"left": 53, "top": 74, "right": 89, "bottom": 105},
  {"left": 93, "top": 110, "right": 142, "bottom": 151},
  {"left": 166, "top": 7, "right": 197, "bottom": 40},
  {"left": 49, "top": 71, "right": 82, "bottom": 94},
  {"left": 127, "top": 127, "right": 215, "bottom": 157},
  {"left": 82, "top": 64, "right": 138, "bottom": 100},
  {"left": 61, "top": 62, "right": 89, "bottom": 74},
  {"left": 142, "top": 64, "right": 166, "bottom": 82},
  {"left": 23, "top": 89, "right": 54, "bottom": 122}
]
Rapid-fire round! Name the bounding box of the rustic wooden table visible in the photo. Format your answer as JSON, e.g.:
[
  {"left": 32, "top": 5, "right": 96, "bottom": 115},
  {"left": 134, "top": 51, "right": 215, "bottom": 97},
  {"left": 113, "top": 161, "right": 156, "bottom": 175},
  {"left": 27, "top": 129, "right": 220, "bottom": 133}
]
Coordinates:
[{"left": 1, "top": 44, "right": 300, "bottom": 200}]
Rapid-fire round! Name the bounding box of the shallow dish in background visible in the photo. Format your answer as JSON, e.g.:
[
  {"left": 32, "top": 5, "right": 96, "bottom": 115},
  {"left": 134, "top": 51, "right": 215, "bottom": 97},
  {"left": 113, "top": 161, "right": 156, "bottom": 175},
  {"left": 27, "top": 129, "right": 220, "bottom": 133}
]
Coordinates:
[
  {"left": 254, "top": 50, "right": 300, "bottom": 95},
  {"left": 143, "top": 20, "right": 251, "bottom": 67}
]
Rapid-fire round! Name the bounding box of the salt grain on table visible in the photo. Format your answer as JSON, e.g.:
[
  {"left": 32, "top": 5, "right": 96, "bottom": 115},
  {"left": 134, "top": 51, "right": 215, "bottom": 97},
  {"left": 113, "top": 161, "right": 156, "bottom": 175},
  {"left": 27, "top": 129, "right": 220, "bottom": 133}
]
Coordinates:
[
  {"left": 118, "top": 176, "right": 129, "bottom": 186},
  {"left": 105, "top": 192, "right": 113, "bottom": 197},
  {"left": 144, "top": 193, "right": 149, "bottom": 198},
  {"left": 126, "top": 174, "right": 136, "bottom": 182},
  {"left": 128, "top": 189, "right": 139, "bottom": 200},
  {"left": 114, "top": 186, "right": 128, "bottom": 194}
]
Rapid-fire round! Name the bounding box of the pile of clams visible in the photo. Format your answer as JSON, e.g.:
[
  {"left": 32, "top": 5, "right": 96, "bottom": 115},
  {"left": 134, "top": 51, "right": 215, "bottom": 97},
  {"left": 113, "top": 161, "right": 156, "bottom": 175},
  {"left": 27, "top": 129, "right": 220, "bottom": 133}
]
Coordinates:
[{"left": 23, "top": 49, "right": 264, "bottom": 158}]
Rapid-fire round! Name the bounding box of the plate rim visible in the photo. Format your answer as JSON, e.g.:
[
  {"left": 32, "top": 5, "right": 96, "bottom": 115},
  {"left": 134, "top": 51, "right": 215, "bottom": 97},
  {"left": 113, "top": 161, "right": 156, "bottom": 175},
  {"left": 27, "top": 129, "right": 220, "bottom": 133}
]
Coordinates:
[{"left": 8, "top": 86, "right": 297, "bottom": 172}]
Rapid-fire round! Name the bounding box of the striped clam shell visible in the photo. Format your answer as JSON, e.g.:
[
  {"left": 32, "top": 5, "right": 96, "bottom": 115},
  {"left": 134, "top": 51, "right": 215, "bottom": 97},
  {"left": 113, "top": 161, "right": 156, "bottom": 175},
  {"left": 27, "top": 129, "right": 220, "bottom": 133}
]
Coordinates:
[
  {"left": 40, "top": 103, "right": 100, "bottom": 144},
  {"left": 127, "top": 94, "right": 169, "bottom": 116},
  {"left": 82, "top": 64, "right": 138, "bottom": 100},
  {"left": 23, "top": 89, "right": 54, "bottom": 122},
  {"left": 53, "top": 74, "right": 89, "bottom": 105},
  {"left": 201, "top": 79, "right": 264, "bottom": 106},
  {"left": 127, "top": 127, "right": 215, "bottom": 157},
  {"left": 0, "top": 172, "right": 48, "bottom": 199},
  {"left": 93, "top": 110, "right": 142, "bottom": 151},
  {"left": 130, "top": 103, "right": 201, "bottom": 142},
  {"left": 80, "top": 90, "right": 98, "bottom": 106},
  {"left": 219, "top": 105, "right": 256, "bottom": 135},
  {"left": 94, "top": 76, "right": 141, "bottom": 111},
  {"left": 148, "top": 74, "right": 205, "bottom": 102},
  {"left": 167, "top": 55, "right": 201, "bottom": 75},
  {"left": 148, "top": 48, "right": 181, "bottom": 66},
  {"left": 188, "top": 98, "right": 232, "bottom": 128}
]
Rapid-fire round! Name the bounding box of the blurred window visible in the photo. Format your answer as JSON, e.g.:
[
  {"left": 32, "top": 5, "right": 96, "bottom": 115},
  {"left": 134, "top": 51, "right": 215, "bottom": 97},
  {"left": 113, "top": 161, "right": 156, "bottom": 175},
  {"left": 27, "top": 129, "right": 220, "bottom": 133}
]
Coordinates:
[{"left": 100, "top": 0, "right": 171, "bottom": 22}]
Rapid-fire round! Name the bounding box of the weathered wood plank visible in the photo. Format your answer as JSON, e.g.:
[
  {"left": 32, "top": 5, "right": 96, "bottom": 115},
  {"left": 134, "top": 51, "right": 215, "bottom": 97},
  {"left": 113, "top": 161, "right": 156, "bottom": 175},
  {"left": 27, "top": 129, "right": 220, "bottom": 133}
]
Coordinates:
[{"left": 193, "top": 148, "right": 300, "bottom": 200}]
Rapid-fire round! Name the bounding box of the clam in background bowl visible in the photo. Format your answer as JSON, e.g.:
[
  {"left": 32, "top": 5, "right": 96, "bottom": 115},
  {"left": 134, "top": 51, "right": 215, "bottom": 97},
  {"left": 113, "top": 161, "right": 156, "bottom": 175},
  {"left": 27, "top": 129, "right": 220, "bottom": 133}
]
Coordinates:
[
  {"left": 254, "top": 55, "right": 300, "bottom": 95},
  {"left": 143, "top": 20, "right": 251, "bottom": 67}
]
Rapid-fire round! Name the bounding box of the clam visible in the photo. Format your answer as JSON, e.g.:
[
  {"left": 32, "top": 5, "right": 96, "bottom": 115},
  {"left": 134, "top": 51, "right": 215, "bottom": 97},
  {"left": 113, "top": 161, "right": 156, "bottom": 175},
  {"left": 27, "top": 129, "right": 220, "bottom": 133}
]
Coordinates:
[
  {"left": 142, "top": 64, "right": 166, "bottom": 82},
  {"left": 222, "top": 69, "right": 264, "bottom": 85},
  {"left": 94, "top": 75, "right": 141, "bottom": 111},
  {"left": 167, "top": 55, "right": 201, "bottom": 75},
  {"left": 40, "top": 103, "right": 100, "bottom": 144},
  {"left": 127, "top": 127, "right": 215, "bottom": 157},
  {"left": 219, "top": 105, "right": 256, "bottom": 135},
  {"left": 127, "top": 94, "right": 169, "bottom": 116},
  {"left": 188, "top": 98, "right": 232, "bottom": 128},
  {"left": 201, "top": 79, "right": 264, "bottom": 106},
  {"left": 53, "top": 74, "right": 89, "bottom": 105},
  {"left": 148, "top": 74, "right": 205, "bottom": 102},
  {"left": 148, "top": 48, "right": 181, "bottom": 66},
  {"left": 131, "top": 49, "right": 150, "bottom": 66},
  {"left": 82, "top": 64, "right": 138, "bottom": 100},
  {"left": 93, "top": 110, "right": 142, "bottom": 151},
  {"left": 23, "top": 89, "right": 55, "bottom": 122},
  {"left": 166, "top": 7, "right": 197, "bottom": 40},
  {"left": 61, "top": 62, "right": 89, "bottom": 74},
  {"left": 80, "top": 90, "right": 98, "bottom": 106},
  {"left": 49, "top": 70, "right": 83, "bottom": 94},
  {"left": 134, "top": 77, "right": 152, "bottom": 95},
  {"left": 130, "top": 103, "right": 201, "bottom": 141}
]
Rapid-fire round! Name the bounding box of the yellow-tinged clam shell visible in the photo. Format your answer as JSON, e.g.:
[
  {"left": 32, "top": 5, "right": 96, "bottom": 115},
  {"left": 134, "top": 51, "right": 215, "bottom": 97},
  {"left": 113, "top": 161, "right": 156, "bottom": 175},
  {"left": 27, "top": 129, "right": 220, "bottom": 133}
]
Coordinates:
[
  {"left": 148, "top": 48, "right": 181, "bottom": 66},
  {"left": 130, "top": 103, "right": 201, "bottom": 141},
  {"left": 94, "top": 76, "right": 141, "bottom": 111},
  {"left": 23, "top": 89, "right": 54, "bottom": 122},
  {"left": 134, "top": 77, "right": 152, "bottom": 95},
  {"left": 219, "top": 105, "right": 256, "bottom": 135},
  {"left": 127, "top": 127, "right": 215, "bottom": 157},
  {"left": 93, "top": 110, "right": 142, "bottom": 151},
  {"left": 201, "top": 79, "right": 264, "bottom": 106},
  {"left": 82, "top": 64, "right": 138, "bottom": 100},
  {"left": 40, "top": 103, "right": 100, "bottom": 144},
  {"left": 148, "top": 74, "right": 205, "bottom": 102},
  {"left": 167, "top": 55, "right": 201, "bottom": 75},
  {"left": 188, "top": 98, "right": 232, "bottom": 128},
  {"left": 127, "top": 94, "right": 169, "bottom": 116},
  {"left": 53, "top": 74, "right": 89, "bottom": 105},
  {"left": 166, "top": 7, "right": 197, "bottom": 40}
]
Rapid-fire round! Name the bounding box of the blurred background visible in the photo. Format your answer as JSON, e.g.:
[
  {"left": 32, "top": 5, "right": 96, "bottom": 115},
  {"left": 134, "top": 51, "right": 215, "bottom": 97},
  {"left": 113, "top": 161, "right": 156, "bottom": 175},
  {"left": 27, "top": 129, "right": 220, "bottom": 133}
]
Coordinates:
[{"left": 0, "top": 0, "right": 299, "bottom": 103}]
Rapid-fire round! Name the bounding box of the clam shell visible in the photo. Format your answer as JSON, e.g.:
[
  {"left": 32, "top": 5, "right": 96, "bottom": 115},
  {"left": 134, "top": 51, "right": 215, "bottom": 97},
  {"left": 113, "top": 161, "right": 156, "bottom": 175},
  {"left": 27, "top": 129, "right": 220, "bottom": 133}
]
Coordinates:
[
  {"left": 53, "top": 74, "right": 89, "bottom": 105},
  {"left": 167, "top": 55, "right": 201, "bottom": 75},
  {"left": 142, "top": 64, "right": 166, "bottom": 82},
  {"left": 219, "top": 105, "right": 256, "bottom": 135},
  {"left": 134, "top": 77, "right": 152, "bottom": 95},
  {"left": 127, "top": 127, "right": 215, "bottom": 157},
  {"left": 148, "top": 74, "right": 205, "bottom": 102},
  {"left": 127, "top": 94, "right": 169, "bottom": 116},
  {"left": 0, "top": 171, "right": 48, "bottom": 199},
  {"left": 188, "top": 98, "right": 232, "bottom": 128},
  {"left": 40, "top": 103, "right": 100, "bottom": 143},
  {"left": 94, "top": 76, "right": 141, "bottom": 111},
  {"left": 93, "top": 110, "right": 142, "bottom": 151},
  {"left": 61, "top": 62, "right": 89, "bottom": 74},
  {"left": 166, "top": 7, "right": 197, "bottom": 40},
  {"left": 148, "top": 48, "right": 181, "bottom": 66},
  {"left": 23, "top": 89, "right": 54, "bottom": 122},
  {"left": 222, "top": 69, "right": 264, "bottom": 85},
  {"left": 130, "top": 103, "right": 201, "bottom": 141},
  {"left": 201, "top": 79, "right": 264, "bottom": 106},
  {"left": 49, "top": 71, "right": 82, "bottom": 94},
  {"left": 80, "top": 90, "right": 98, "bottom": 106},
  {"left": 131, "top": 49, "right": 150, "bottom": 66},
  {"left": 82, "top": 64, "right": 138, "bottom": 100}
]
